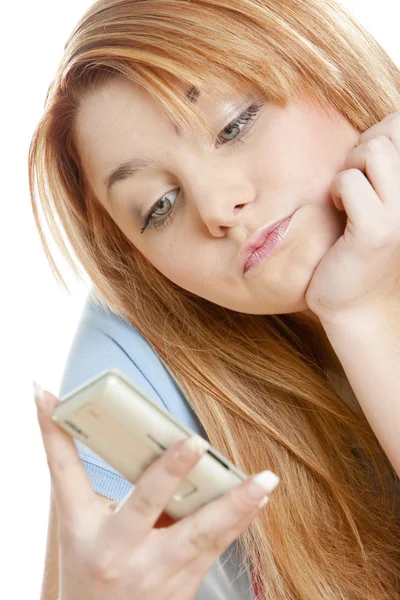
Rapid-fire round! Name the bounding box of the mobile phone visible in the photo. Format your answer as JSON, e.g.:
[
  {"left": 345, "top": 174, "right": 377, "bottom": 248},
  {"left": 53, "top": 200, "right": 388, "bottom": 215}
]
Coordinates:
[{"left": 52, "top": 368, "right": 248, "bottom": 520}]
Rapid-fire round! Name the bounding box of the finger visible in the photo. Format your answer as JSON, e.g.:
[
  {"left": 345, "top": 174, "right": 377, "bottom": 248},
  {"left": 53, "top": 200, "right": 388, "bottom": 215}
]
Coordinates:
[
  {"left": 108, "top": 499, "right": 175, "bottom": 528},
  {"left": 35, "top": 386, "right": 98, "bottom": 523},
  {"left": 342, "top": 136, "right": 400, "bottom": 209},
  {"left": 330, "top": 168, "right": 383, "bottom": 236},
  {"left": 158, "top": 470, "right": 278, "bottom": 577},
  {"left": 102, "top": 434, "right": 211, "bottom": 552},
  {"left": 130, "top": 481, "right": 268, "bottom": 588},
  {"left": 164, "top": 504, "right": 263, "bottom": 595},
  {"left": 357, "top": 113, "right": 400, "bottom": 154}
]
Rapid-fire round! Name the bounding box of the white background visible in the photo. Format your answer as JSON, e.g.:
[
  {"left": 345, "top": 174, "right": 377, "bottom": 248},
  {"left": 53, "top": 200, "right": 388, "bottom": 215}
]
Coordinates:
[{"left": 1, "top": 1, "right": 399, "bottom": 597}]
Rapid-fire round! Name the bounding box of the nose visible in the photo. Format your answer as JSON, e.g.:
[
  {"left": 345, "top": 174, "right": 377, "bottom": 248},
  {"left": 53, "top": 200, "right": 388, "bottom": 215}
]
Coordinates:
[
  {"left": 198, "top": 195, "right": 250, "bottom": 236},
  {"left": 189, "top": 179, "right": 254, "bottom": 237},
  {"left": 175, "top": 149, "right": 254, "bottom": 235}
]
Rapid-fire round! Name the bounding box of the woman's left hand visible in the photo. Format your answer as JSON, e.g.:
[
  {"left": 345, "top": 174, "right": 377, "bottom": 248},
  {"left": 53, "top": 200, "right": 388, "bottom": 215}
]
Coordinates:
[{"left": 305, "top": 111, "right": 400, "bottom": 328}]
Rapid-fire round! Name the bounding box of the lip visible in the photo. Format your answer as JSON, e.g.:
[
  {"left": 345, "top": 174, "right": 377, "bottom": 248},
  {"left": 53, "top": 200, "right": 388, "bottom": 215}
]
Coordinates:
[{"left": 239, "top": 211, "right": 295, "bottom": 275}]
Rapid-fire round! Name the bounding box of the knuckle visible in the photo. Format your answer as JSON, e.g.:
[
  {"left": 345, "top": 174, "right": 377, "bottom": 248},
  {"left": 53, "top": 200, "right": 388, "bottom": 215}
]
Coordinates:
[
  {"left": 370, "top": 135, "right": 388, "bottom": 147},
  {"left": 336, "top": 169, "right": 358, "bottom": 190},
  {"left": 133, "top": 486, "right": 158, "bottom": 516},
  {"left": 185, "top": 520, "right": 222, "bottom": 555},
  {"left": 164, "top": 452, "right": 188, "bottom": 476},
  {"left": 366, "top": 136, "right": 391, "bottom": 155},
  {"left": 164, "top": 447, "right": 196, "bottom": 477},
  {"left": 232, "top": 487, "right": 260, "bottom": 514},
  {"left": 87, "top": 550, "right": 121, "bottom": 583},
  {"left": 368, "top": 226, "right": 391, "bottom": 248},
  {"left": 217, "top": 523, "right": 244, "bottom": 549},
  {"left": 393, "top": 121, "right": 400, "bottom": 139}
]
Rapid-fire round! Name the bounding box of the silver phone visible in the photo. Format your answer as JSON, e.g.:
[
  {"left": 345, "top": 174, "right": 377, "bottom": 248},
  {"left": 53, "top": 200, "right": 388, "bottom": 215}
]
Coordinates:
[{"left": 52, "top": 368, "right": 248, "bottom": 520}]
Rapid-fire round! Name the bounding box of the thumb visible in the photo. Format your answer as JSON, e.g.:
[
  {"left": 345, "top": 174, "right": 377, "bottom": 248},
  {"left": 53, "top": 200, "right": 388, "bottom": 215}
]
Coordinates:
[{"left": 33, "top": 382, "right": 97, "bottom": 520}]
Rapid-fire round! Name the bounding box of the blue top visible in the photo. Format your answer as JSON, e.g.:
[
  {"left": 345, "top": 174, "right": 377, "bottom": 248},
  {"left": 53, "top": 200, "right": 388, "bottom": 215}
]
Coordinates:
[{"left": 58, "top": 292, "right": 255, "bottom": 599}]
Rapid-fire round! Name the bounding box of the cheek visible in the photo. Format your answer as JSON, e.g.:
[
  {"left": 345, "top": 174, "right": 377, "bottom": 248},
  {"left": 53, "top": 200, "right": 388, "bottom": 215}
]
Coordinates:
[
  {"left": 300, "top": 107, "right": 359, "bottom": 176},
  {"left": 154, "top": 258, "right": 207, "bottom": 294},
  {"left": 252, "top": 133, "right": 329, "bottom": 198},
  {"left": 149, "top": 241, "right": 216, "bottom": 293},
  {"left": 251, "top": 119, "right": 338, "bottom": 192},
  {"left": 143, "top": 242, "right": 187, "bottom": 280}
]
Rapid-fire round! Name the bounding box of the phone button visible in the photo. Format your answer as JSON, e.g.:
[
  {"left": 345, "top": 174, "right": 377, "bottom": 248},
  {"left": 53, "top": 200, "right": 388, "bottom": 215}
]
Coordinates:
[{"left": 173, "top": 479, "right": 197, "bottom": 501}]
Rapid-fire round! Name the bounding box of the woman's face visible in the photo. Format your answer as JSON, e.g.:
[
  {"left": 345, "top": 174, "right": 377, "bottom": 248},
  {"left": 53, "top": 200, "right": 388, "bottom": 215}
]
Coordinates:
[{"left": 75, "top": 76, "right": 360, "bottom": 315}]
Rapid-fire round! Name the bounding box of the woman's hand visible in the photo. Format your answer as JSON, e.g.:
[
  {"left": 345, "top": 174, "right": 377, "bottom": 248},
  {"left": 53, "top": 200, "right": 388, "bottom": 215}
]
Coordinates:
[
  {"left": 34, "top": 386, "right": 279, "bottom": 600},
  {"left": 305, "top": 111, "right": 400, "bottom": 328}
]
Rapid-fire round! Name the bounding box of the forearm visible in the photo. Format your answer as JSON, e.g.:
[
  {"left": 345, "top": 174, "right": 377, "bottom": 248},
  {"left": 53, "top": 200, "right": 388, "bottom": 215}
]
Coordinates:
[
  {"left": 40, "top": 546, "right": 59, "bottom": 600},
  {"left": 40, "top": 495, "right": 60, "bottom": 600},
  {"left": 322, "top": 310, "right": 400, "bottom": 478},
  {"left": 40, "top": 574, "right": 59, "bottom": 600}
]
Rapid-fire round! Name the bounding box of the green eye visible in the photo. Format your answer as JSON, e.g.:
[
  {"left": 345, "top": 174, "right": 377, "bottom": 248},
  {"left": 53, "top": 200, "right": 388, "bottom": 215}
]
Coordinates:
[
  {"left": 152, "top": 190, "right": 178, "bottom": 217},
  {"left": 217, "top": 104, "right": 261, "bottom": 144}
]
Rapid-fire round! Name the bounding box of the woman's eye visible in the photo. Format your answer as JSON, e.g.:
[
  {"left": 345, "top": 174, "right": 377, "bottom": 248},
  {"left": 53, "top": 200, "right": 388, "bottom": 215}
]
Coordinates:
[
  {"left": 216, "top": 101, "right": 263, "bottom": 146},
  {"left": 140, "top": 100, "right": 264, "bottom": 234}
]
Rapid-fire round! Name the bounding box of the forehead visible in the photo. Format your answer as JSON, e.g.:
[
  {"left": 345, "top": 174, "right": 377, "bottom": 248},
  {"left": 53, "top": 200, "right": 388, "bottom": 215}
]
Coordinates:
[
  {"left": 75, "top": 77, "right": 167, "bottom": 154},
  {"left": 73, "top": 76, "right": 250, "bottom": 193},
  {"left": 73, "top": 78, "right": 174, "bottom": 199}
]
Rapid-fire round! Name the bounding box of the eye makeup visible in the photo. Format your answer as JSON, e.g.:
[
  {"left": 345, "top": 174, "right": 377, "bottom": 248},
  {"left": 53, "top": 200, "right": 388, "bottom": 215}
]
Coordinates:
[{"left": 139, "top": 100, "right": 264, "bottom": 234}]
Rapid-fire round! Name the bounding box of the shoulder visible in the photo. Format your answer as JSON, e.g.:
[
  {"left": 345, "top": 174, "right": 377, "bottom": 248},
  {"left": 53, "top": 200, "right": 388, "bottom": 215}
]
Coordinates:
[{"left": 58, "top": 290, "right": 206, "bottom": 433}]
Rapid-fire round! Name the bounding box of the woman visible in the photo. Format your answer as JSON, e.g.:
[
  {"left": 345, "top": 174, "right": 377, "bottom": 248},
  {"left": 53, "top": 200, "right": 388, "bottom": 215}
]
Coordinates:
[{"left": 30, "top": 0, "right": 400, "bottom": 598}]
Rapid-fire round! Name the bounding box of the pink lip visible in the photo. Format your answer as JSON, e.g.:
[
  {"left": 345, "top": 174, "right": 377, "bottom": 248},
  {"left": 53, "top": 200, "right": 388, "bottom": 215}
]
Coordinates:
[{"left": 239, "top": 211, "right": 295, "bottom": 275}]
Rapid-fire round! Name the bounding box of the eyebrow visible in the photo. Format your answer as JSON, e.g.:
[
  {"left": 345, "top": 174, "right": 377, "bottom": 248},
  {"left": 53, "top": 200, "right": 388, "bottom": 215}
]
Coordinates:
[{"left": 105, "top": 86, "right": 200, "bottom": 201}]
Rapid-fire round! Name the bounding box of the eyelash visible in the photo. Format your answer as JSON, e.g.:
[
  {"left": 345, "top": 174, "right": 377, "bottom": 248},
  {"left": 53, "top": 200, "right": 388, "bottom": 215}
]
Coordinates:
[{"left": 140, "top": 100, "right": 265, "bottom": 234}]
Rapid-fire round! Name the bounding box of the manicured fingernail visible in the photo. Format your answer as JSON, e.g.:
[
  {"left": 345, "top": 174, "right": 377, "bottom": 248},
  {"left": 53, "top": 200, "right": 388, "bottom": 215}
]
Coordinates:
[
  {"left": 251, "top": 470, "right": 280, "bottom": 494},
  {"left": 184, "top": 434, "right": 210, "bottom": 455},
  {"left": 176, "top": 434, "right": 210, "bottom": 461},
  {"left": 33, "top": 381, "right": 45, "bottom": 410},
  {"left": 243, "top": 470, "right": 280, "bottom": 508}
]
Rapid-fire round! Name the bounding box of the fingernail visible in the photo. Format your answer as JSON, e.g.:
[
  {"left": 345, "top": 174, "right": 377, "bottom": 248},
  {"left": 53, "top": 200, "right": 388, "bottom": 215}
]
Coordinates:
[
  {"left": 251, "top": 470, "right": 280, "bottom": 494},
  {"left": 243, "top": 470, "right": 280, "bottom": 509},
  {"left": 184, "top": 434, "right": 210, "bottom": 455},
  {"left": 176, "top": 434, "right": 210, "bottom": 460},
  {"left": 33, "top": 380, "right": 45, "bottom": 411}
]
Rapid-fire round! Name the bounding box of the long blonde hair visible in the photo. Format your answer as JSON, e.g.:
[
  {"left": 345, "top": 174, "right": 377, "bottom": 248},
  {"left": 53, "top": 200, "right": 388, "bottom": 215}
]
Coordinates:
[{"left": 29, "top": 1, "right": 400, "bottom": 597}]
